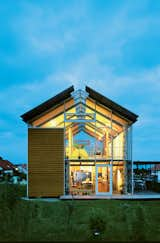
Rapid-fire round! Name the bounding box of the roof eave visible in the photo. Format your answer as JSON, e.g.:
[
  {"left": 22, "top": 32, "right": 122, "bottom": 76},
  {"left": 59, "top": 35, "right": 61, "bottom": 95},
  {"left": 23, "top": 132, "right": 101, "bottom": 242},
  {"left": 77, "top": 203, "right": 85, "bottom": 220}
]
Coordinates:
[
  {"left": 86, "top": 85, "right": 138, "bottom": 124},
  {"left": 21, "top": 85, "right": 74, "bottom": 123}
]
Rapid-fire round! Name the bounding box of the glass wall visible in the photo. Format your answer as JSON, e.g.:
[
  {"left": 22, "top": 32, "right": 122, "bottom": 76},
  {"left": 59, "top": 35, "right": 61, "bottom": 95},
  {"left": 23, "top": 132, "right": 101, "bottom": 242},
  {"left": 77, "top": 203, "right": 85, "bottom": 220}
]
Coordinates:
[
  {"left": 69, "top": 165, "right": 95, "bottom": 195},
  {"left": 112, "top": 162, "right": 124, "bottom": 194},
  {"left": 34, "top": 89, "right": 133, "bottom": 195},
  {"left": 69, "top": 162, "right": 127, "bottom": 195}
]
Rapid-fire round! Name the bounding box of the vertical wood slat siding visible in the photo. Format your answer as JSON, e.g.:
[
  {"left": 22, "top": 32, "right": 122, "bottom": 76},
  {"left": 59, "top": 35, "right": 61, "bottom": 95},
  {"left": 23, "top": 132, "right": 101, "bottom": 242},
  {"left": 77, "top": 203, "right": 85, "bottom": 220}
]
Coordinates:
[{"left": 28, "top": 128, "right": 64, "bottom": 197}]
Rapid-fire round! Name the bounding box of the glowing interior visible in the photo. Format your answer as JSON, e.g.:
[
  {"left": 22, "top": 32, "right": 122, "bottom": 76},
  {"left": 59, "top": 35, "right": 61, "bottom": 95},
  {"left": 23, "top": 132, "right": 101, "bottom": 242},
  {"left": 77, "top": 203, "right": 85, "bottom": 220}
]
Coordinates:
[{"left": 31, "top": 92, "right": 132, "bottom": 195}]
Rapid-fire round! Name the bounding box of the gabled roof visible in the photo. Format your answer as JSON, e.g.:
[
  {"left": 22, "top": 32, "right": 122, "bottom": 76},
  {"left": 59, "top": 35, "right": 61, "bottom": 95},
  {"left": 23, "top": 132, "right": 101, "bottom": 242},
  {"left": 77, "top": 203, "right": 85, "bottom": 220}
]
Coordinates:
[
  {"left": 15, "top": 163, "right": 27, "bottom": 169},
  {"left": 21, "top": 86, "right": 74, "bottom": 123},
  {"left": 0, "top": 159, "right": 16, "bottom": 171},
  {"left": 86, "top": 86, "right": 138, "bottom": 123},
  {"left": 21, "top": 85, "right": 138, "bottom": 124}
]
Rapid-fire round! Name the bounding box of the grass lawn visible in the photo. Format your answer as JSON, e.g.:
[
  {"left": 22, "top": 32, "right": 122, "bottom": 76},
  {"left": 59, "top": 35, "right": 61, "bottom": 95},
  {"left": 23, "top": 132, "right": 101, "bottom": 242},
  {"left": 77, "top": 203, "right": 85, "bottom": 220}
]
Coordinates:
[{"left": 0, "top": 184, "right": 159, "bottom": 242}]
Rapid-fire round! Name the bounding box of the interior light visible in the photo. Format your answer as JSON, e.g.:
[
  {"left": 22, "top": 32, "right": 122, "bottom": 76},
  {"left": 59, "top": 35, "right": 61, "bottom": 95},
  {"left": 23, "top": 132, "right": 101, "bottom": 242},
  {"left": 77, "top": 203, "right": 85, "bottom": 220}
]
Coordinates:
[
  {"left": 98, "top": 136, "right": 102, "bottom": 141},
  {"left": 49, "top": 120, "right": 56, "bottom": 127}
]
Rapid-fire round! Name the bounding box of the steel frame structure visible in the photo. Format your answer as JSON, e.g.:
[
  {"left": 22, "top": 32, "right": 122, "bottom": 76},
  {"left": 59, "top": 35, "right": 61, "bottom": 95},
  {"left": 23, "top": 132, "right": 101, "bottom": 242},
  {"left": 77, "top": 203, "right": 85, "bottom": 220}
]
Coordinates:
[{"left": 64, "top": 89, "right": 133, "bottom": 195}]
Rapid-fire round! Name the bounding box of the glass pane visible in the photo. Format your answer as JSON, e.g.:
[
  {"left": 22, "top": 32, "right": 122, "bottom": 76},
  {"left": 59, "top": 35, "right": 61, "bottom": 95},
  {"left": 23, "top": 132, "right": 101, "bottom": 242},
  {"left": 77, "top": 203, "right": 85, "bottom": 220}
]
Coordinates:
[
  {"left": 98, "top": 166, "right": 110, "bottom": 193},
  {"left": 69, "top": 166, "right": 95, "bottom": 195}
]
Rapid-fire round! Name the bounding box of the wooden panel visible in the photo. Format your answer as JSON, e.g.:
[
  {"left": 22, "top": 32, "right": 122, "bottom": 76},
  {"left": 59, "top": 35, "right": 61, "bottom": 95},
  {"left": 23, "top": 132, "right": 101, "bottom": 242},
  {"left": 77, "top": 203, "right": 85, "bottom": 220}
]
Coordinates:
[
  {"left": 28, "top": 128, "right": 64, "bottom": 197},
  {"left": 86, "top": 98, "right": 128, "bottom": 126},
  {"left": 32, "top": 98, "right": 74, "bottom": 126}
]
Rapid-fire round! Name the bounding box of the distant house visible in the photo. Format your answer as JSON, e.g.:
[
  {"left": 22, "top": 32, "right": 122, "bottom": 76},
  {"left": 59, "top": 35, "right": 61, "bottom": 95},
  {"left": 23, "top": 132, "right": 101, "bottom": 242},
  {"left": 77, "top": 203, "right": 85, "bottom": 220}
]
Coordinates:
[
  {"left": 133, "top": 161, "right": 160, "bottom": 191},
  {"left": 15, "top": 164, "right": 27, "bottom": 174},
  {"left": 0, "top": 158, "right": 27, "bottom": 184},
  {"left": 0, "top": 158, "right": 16, "bottom": 175},
  {"left": 133, "top": 161, "right": 160, "bottom": 178},
  {"left": 151, "top": 164, "right": 160, "bottom": 182}
]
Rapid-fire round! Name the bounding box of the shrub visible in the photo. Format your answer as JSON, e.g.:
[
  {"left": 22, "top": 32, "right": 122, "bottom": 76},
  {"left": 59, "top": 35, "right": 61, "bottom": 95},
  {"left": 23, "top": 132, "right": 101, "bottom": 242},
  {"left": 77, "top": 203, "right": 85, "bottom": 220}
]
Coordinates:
[{"left": 0, "top": 184, "right": 19, "bottom": 210}]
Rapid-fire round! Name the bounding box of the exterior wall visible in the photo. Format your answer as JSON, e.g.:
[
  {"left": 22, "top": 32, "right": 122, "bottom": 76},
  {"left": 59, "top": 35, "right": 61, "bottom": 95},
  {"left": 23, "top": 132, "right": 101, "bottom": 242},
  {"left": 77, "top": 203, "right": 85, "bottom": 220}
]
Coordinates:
[
  {"left": 28, "top": 128, "right": 64, "bottom": 197},
  {"left": 26, "top": 92, "right": 134, "bottom": 196}
]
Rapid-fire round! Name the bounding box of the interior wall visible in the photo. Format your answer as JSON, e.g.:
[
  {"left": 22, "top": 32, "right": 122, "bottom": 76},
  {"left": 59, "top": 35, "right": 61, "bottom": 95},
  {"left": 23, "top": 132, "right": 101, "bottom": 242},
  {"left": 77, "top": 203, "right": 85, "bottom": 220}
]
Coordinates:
[{"left": 112, "top": 165, "right": 124, "bottom": 193}]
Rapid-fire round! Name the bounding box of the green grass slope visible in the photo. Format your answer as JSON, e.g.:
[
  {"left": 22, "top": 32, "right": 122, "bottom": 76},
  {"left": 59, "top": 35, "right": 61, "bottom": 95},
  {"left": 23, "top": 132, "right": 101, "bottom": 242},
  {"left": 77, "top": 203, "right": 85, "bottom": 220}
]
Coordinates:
[{"left": 0, "top": 184, "right": 159, "bottom": 242}]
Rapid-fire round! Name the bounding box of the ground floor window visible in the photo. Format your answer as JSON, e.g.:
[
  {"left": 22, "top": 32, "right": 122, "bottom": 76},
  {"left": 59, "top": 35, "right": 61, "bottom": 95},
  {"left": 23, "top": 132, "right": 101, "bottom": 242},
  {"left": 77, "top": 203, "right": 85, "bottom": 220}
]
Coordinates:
[
  {"left": 69, "top": 162, "right": 125, "bottom": 195},
  {"left": 69, "top": 165, "right": 95, "bottom": 195}
]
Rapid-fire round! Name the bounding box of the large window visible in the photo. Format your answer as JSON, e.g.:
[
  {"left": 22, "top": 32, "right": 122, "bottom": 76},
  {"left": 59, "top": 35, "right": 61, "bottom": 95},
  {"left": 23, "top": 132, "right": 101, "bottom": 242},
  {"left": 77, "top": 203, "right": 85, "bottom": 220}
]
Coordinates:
[{"left": 69, "top": 165, "right": 95, "bottom": 195}]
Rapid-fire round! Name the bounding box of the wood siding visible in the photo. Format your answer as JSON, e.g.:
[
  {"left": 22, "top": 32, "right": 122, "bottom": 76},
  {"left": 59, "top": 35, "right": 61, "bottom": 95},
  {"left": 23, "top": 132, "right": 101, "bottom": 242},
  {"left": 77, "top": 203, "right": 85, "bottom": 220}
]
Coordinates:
[
  {"left": 28, "top": 128, "right": 64, "bottom": 197},
  {"left": 32, "top": 98, "right": 74, "bottom": 127}
]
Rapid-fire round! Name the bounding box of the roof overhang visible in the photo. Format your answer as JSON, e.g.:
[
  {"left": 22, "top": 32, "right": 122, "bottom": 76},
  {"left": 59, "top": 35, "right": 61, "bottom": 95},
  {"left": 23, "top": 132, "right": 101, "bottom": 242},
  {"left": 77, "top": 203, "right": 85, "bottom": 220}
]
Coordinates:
[
  {"left": 86, "top": 86, "right": 138, "bottom": 123},
  {"left": 21, "top": 86, "right": 74, "bottom": 123},
  {"left": 20, "top": 85, "right": 138, "bottom": 124}
]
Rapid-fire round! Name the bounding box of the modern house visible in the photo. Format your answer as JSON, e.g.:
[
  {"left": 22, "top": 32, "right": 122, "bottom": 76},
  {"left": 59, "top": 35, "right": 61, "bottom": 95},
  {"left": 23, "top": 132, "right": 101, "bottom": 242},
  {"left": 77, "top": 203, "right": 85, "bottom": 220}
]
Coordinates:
[{"left": 21, "top": 86, "right": 138, "bottom": 198}]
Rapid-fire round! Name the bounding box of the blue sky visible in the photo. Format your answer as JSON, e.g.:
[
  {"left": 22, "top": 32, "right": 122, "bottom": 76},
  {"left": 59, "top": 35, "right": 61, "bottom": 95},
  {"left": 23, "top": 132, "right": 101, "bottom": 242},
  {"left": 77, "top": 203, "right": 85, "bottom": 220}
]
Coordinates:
[{"left": 0, "top": 0, "right": 160, "bottom": 163}]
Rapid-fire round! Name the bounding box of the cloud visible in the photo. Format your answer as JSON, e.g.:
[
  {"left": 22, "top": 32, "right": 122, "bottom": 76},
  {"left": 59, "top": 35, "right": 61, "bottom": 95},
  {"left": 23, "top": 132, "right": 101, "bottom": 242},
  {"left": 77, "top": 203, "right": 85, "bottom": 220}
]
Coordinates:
[
  {"left": 3, "top": 0, "right": 160, "bottom": 66},
  {"left": 1, "top": 54, "right": 160, "bottom": 116},
  {"left": 1, "top": 62, "right": 160, "bottom": 162},
  {"left": 1, "top": 0, "right": 160, "bottom": 162},
  {"left": 0, "top": 129, "right": 27, "bottom": 163},
  {"left": 8, "top": 1, "right": 88, "bottom": 58}
]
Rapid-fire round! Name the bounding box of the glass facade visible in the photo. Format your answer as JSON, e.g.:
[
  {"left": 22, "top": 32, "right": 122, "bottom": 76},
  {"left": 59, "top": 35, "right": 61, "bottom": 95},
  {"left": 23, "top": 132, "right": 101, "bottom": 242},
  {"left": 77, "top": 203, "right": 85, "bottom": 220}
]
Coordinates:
[{"left": 32, "top": 89, "right": 134, "bottom": 195}]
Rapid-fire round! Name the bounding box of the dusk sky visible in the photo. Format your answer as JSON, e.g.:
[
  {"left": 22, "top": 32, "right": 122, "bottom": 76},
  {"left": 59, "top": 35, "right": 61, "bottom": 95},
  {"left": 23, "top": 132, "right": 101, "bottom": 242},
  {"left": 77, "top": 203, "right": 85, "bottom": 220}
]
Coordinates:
[{"left": 1, "top": 0, "right": 160, "bottom": 163}]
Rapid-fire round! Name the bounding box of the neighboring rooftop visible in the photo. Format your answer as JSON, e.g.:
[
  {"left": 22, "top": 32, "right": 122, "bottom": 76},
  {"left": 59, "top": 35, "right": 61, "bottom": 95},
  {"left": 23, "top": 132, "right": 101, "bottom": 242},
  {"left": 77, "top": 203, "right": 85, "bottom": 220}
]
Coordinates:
[
  {"left": 134, "top": 161, "right": 160, "bottom": 164},
  {"left": 0, "top": 158, "right": 16, "bottom": 170}
]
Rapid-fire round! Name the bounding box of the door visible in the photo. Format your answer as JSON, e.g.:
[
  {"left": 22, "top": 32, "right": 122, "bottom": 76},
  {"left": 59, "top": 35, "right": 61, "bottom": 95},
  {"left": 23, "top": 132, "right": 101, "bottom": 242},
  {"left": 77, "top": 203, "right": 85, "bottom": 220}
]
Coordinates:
[{"left": 96, "top": 164, "right": 112, "bottom": 195}]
